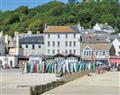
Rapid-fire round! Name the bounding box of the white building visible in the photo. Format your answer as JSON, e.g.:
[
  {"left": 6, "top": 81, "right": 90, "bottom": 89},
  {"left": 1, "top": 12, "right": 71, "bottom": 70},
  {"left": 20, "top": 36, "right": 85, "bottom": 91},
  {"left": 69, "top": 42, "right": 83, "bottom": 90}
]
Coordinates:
[
  {"left": 44, "top": 25, "right": 81, "bottom": 56},
  {"left": 0, "top": 31, "right": 18, "bottom": 68},
  {"left": 93, "top": 22, "right": 115, "bottom": 33},
  {"left": 112, "top": 38, "right": 120, "bottom": 56},
  {"left": 0, "top": 56, "right": 18, "bottom": 68},
  {"left": 19, "top": 31, "right": 45, "bottom": 56},
  {"left": 0, "top": 38, "right": 5, "bottom": 56}
]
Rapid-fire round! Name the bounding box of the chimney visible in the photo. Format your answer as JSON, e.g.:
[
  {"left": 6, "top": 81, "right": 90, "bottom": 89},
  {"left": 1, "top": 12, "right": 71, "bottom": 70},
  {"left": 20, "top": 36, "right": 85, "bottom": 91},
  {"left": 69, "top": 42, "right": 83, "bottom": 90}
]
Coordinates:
[
  {"left": 105, "top": 22, "right": 108, "bottom": 25},
  {"left": 27, "top": 30, "right": 32, "bottom": 35},
  {"left": 14, "top": 31, "right": 19, "bottom": 36},
  {"left": 0, "top": 31, "right": 3, "bottom": 37},
  {"left": 77, "top": 22, "right": 83, "bottom": 32},
  {"left": 44, "top": 23, "right": 48, "bottom": 32},
  {"left": 5, "top": 34, "right": 9, "bottom": 45},
  {"left": 37, "top": 31, "right": 40, "bottom": 34},
  {"left": 16, "top": 34, "right": 19, "bottom": 56}
]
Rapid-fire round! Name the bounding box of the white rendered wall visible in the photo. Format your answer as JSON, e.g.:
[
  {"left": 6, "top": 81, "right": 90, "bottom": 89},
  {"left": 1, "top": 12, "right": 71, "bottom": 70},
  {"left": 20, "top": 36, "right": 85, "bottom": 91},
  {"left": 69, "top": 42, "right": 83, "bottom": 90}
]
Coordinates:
[
  {"left": 112, "top": 39, "right": 120, "bottom": 56},
  {"left": 0, "top": 56, "right": 18, "bottom": 67},
  {"left": 44, "top": 33, "right": 81, "bottom": 56}
]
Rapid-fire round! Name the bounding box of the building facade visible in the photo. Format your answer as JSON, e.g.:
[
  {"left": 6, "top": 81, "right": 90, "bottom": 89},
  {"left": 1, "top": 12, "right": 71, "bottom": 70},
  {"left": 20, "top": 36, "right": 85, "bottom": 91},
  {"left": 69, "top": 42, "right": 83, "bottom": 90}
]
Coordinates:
[
  {"left": 19, "top": 34, "right": 45, "bottom": 56},
  {"left": 81, "top": 35, "right": 111, "bottom": 64},
  {"left": 111, "top": 38, "right": 120, "bottom": 56},
  {"left": 44, "top": 25, "right": 81, "bottom": 56},
  {"left": 93, "top": 22, "right": 115, "bottom": 33},
  {"left": 0, "top": 37, "right": 5, "bottom": 56}
]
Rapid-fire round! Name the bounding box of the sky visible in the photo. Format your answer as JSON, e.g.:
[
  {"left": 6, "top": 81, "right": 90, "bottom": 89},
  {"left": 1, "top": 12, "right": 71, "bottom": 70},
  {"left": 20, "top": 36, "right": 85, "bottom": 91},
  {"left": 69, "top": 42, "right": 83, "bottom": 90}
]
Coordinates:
[
  {"left": 0, "top": 0, "right": 120, "bottom": 11},
  {"left": 0, "top": 0, "right": 68, "bottom": 11}
]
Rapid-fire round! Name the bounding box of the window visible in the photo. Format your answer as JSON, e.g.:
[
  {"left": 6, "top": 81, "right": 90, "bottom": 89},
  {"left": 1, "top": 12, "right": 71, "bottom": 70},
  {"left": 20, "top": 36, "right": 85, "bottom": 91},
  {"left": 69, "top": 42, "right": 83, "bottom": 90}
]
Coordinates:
[
  {"left": 69, "top": 50, "right": 72, "bottom": 54},
  {"left": 32, "top": 44, "right": 35, "bottom": 49},
  {"left": 83, "top": 50, "right": 92, "bottom": 57},
  {"left": 73, "top": 33, "right": 76, "bottom": 38},
  {"left": 83, "top": 47, "right": 92, "bottom": 57},
  {"left": 103, "top": 51, "right": 105, "bottom": 56},
  {"left": 65, "top": 50, "right": 67, "bottom": 54},
  {"left": 53, "top": 41, "right": 55, "bottom": 47},
  {"left": 57, "top": 41, "right": 60, "bottom": 47},
  {"left": 65, "top": 41, "right": 68, "bottom": 47},
  {"left": 19, "top": 44, "right": 22, "bottom": 48},
  {"left": 84, "top": 51, "right": 86, "bottom": 56},
  {"left": 26, "top": 45, "right": 28, "bottom": 48},
  {"left": 69, "top": 41, "right": 72, "bottom": 47},
  {"left": 38, "top": 45, "right": 41, "bottom": 48},
  {"left": 10, "top": 60, "right": 13, "bottom": 67},
  {"left": 73, "top": 41, "right": 76, "bottom": 47},
  {"left": 48, "top": 41, "right": 50, "bottom": 47},
  {"left": 74, "top": 50, "right": 76, "bottom": 54},
  {"left": 119, "top": 46, "right": 120, "bottom": 49},
  {"left": 48, "top": 49, "right": 50, "bottom": 54},
  {"left": 66, "top": 34, "right": 68, "bottom": 38},
  {"left": 58, "top": 34, "right": 60, "bottom": 38},
  {"left": 118, "top": 52, "right": 120, "bottom": 55},
  {"left": 57, "top": 49, "right": 60, "bottom": 53},
  {"left": 52, "top": 49, "right": 55, "bottom": 54},
  {"left": 86, "top": 51, "right": 89, "bottom": 56},
  {"left": 48, "top": 34, "right": 50, "bottom": 38},
  {"left": 96, "top": 51, "right": 98, "bottom": 56}
]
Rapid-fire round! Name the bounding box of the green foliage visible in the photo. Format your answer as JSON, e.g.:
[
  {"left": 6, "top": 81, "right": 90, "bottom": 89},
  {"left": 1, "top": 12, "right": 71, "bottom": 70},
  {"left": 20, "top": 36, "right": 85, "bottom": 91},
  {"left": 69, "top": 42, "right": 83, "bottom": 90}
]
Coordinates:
[
  {"left": 0, "top": 1, "right": 120, "bottom": 35},
  {"left": 16, "top": 6, "right": 28, "bottom": 15}
]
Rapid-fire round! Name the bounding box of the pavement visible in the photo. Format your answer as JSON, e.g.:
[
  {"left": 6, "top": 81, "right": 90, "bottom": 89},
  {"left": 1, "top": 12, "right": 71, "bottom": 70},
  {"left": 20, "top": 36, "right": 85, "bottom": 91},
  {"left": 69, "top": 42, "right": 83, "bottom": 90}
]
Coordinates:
[
  {"left": 0, "top": 69, "right": 57, "bottom": 95},
  {"left": 42, "top": 71, "right": 120, "bottom": 95}
]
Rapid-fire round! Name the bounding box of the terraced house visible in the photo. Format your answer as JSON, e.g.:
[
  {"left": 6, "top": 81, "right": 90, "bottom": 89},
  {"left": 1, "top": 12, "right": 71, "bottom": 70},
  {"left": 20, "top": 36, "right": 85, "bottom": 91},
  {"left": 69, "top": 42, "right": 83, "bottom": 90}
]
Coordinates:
[
  {"left": 44, "top": 24, "right": 82, "bottom": 56},
  {"left": 81, "top": 35, "right": 111, "bottom": 64}
]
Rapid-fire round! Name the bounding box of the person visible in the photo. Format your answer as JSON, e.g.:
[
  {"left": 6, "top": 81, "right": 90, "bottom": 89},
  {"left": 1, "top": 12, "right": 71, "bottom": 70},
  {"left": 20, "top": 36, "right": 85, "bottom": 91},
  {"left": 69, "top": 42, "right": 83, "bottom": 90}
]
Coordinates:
[{"left": 21, "top": 62, "right": 24, "bottom": 74}]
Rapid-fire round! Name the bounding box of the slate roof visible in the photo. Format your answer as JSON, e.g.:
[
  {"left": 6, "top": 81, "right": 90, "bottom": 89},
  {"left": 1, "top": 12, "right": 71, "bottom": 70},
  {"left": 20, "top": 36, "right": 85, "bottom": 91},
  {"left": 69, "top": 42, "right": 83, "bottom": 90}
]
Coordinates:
[
  {"left": 19, "top": 35, "right": 44, "bottom": 44},
  {"left": 0, "top": 37, "right": 4, "bottom": 43},
  {"left": 98, "top": 23, "right": 113, "bottom": 31},
  {"left": 81, "top": 29, "right": 110, "bottom": 35},
  {"left": 82, "top": 43, "right": 111, "bottom": 51},
  {"left": 81, "top": 35, "right": 110, "bottom": 43}
]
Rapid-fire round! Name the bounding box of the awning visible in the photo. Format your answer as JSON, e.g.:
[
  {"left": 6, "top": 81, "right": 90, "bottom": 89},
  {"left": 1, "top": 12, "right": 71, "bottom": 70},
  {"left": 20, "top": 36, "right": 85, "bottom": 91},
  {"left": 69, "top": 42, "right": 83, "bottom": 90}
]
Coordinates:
[{"left": 109, "top": 58, "right": 120, "bottom": 64}]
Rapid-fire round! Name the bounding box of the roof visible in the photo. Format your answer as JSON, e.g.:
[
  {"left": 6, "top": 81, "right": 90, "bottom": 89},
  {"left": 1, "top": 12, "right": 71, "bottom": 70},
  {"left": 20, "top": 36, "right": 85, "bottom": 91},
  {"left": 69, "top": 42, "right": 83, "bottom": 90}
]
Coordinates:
[
  {"left": 53, "top": 54, "right": 65, "bottom": 58},
  {"left": 66, "top": 54, "right": 78, "bottom": 58},
  {"left": 97, "top": 23, "right": 113, "bottom": 31},
  {"left": 0, "top": 37, "right": 4, "bottom": 42},
  {"left": 81, "top": 35, "right": 110, "bottom": 43},
  {"left": 109, "top": 34, "right": 120, "bottom": 41},
  {"left": 82, "top": 43, "right": 111, "bottom": 50},
  {"left": 45, "top": 26, "right": 80, "bottom": 33},
  {"left": 19, "top": 35, "right": 44, "bottom": 44},
  {"left": 81, "top": 29, "right": 110, "bottom": 35},
  {"left": 8, "top": 38, "right": 16, "bottom": 48}
]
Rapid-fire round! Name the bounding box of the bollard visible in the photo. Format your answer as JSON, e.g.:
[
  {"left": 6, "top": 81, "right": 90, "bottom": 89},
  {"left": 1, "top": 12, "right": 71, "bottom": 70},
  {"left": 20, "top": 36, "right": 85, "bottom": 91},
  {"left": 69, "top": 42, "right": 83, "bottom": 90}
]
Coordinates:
[
  {"left": 41, "top": 85, "right": 47, "bottom": 93},
  {"left": 35, "top": 85, "right": 42, "bottom": 95},
  {"left": 46, "top": 83, "right": 52, "bottom": 91},
  {"left": 51, "top": 81, "right": 57, "bottom": 88}
]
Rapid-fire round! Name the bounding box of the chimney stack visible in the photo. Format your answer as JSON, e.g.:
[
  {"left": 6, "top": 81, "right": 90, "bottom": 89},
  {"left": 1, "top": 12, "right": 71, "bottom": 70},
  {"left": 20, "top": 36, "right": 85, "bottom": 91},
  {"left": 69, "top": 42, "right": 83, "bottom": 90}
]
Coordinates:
[
  {"left": 27, "top": 30, "right": 32, "bottom": 35},
  {"left": 0, "top": 31, "right": 3, "bottom": 37}
]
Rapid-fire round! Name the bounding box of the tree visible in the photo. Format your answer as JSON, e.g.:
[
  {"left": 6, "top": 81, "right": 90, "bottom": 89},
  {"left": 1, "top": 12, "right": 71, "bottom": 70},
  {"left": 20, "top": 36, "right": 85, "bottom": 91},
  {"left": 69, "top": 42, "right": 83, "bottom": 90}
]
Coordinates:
[
  {"left": 16, "top": 6, "right": 28, "bottom": 15},
  {"left": 3, "top": 13, "right": 19, "bottom": 24},
  {"left": 68, "top": 0, "right": 77, "bottom": 4},
  {"left": 100, "top": 14, "right": 115, "bottom": 26}
]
